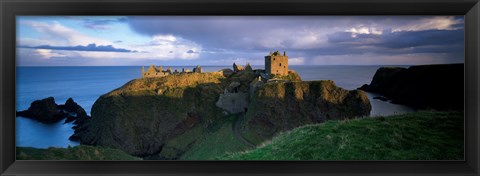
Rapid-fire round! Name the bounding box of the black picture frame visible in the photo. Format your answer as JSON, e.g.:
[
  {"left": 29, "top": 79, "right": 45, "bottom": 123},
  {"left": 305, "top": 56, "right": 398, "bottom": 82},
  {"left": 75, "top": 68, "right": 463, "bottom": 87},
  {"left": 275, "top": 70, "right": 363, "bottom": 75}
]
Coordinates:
[{"left": 1, "top": 0, "right": 479, "bottom": 175}]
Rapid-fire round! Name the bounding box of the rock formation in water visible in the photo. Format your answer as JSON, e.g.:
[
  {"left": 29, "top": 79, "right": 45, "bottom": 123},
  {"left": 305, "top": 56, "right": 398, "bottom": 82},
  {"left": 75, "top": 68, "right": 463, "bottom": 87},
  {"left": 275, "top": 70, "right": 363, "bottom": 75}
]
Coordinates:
[
  {"left": 16, "top": 97, "right": 90, "bottom": 124},
  {"left": 359, "top": 63, "right": 464, "bottom": 111}
]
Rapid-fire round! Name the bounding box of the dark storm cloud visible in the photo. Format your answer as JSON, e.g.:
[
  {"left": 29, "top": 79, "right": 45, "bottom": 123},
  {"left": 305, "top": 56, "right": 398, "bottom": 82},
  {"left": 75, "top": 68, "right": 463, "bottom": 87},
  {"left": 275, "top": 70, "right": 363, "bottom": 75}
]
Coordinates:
[
  {"left": 326, "top": 29, "right": 464, "bottom": 55},
  {"left": 126, "top": 16, "right": 328, "bottom": 50},
  {"left": 379, "top": 30, "right": 464, "bottom": 49},
  {"left": 18, "top": 43, "right": 137, "bottom": 53},
  {"left": 125, "top": 16, "right": 464, "bottom": 65},
  {"left": 327, "top": 32, "right": 382, "bottom": 44},
  {"left": 127, "top": 16, "right": 464, "bottom": 52},
  {"left": 82, "top": 17, "right": 127, "bottom": 30},
  {"left": 328, "top": 29, "right": 464, "bottom": 48}
]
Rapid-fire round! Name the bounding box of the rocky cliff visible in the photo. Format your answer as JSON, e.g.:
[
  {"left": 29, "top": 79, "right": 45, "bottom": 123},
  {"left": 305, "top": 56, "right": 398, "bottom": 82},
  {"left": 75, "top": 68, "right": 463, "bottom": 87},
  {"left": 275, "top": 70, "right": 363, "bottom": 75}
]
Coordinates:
[
  {"left": 242, "top": 80, "right": 371, "bottom": 144},
  {"left": 359, "top": 64, "right": 463, "bottom": 111},
  {"left": 74, "top": 69, "right": 371, "bottom": 158},
  {"left": 74, "top": 73, "right": 227, "bottom": 157}
]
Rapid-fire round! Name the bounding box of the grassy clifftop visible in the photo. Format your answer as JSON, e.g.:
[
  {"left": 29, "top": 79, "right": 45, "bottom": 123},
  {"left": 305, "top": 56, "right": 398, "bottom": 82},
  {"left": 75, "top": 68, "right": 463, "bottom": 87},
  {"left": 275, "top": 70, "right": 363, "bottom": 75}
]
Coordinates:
[{"left": 225, "top": 111, "right": 463, "bottom": 160}]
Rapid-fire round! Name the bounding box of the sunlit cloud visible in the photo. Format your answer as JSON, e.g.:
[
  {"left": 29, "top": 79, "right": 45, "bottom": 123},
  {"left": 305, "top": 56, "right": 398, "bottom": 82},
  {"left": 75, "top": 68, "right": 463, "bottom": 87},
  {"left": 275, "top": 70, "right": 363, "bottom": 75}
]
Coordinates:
[
  {"left": 34, "top": 49, "right": 67, "bottom": 59},
  {"left": 20, "top": 21, "right": 112, "bottom": 46},
  {"left": 392, "top": 16, "right": 463, "bottom": 32}
]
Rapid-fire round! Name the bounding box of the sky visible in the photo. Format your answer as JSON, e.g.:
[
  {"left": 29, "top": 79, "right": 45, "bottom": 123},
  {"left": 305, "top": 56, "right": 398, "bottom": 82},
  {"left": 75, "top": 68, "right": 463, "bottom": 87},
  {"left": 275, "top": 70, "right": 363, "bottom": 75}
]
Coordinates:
[{"left": 16, "top": 16, "right": 464, "bottom": 66}]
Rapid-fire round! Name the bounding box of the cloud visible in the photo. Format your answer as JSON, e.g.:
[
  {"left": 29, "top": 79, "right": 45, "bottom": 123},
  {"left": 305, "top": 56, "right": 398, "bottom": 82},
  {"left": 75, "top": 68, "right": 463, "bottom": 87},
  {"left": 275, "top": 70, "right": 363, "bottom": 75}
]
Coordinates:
[
  {"left": 18, "top": 43, "right": 137, "bottom": 53},
  {"left": 127, "top": 16, "right": 463, "bottom": 52},
  {"left": 288, "top": 57, "right": 305, "bottom": 65},
  {"left": 392, "top": 16, "right": 463, "bottom": 32},
  {"left": 17, "top": 16, "right": 465, "bottom": 66},
  {"left": 128, "top": 34, "right": 202, "bottom": 60},
  {"left": 67, "top": 16, "right": 128, "bottom": 30},
  {"left": 127, "top": 16, "right": 334, "bottom": 51},
  {"left": 378, "top": 29, "right": 464, "bottom": 49},
  {"left": 34, "top": 49, "right": 67, "bottom": 59},
  {"left": 326, "top": 29, "right": 463, "bottom": 55},
  {"left": 186, "top": 50, "right": 197, "bottom": 54},
  {"left": 346, "top": 26, "right": 383, "bottom": 36},
  {"left": 19, "top": 20, "right": 113, "bottom": 46}
]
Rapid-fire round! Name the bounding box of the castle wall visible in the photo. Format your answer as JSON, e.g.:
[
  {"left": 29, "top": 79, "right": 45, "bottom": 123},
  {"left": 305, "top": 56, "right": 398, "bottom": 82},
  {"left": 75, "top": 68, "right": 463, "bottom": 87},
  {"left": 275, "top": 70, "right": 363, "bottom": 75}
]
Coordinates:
[
  {"left": 142, "top": 65, "right": 203, "bottom": 78},
  {"left": 265, "top": 54, "right": 288, "bottom": 76}
]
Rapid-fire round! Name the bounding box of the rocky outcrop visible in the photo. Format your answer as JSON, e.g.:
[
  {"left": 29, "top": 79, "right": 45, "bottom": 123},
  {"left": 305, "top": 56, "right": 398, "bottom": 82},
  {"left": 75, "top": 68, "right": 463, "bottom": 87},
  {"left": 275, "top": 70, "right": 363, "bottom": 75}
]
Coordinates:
[
  {"left": 216, "top": 92, "right": 249, "bottom": 114},
  {"left": 73, "top": 73, "right": 226, "bottom": 157},
  {"left": 242, "top": 80, "right": 371, "bottom": 143},
  {"left": 73, "top": 68, "right": 373, "bottom": 158},
  {"left": 17, "top": 97, "right": 63, "bottom": 123},
  {"left": 359, "top": 64, "right": 463, "bottom": 111},
  {"left": 16, "top": 97, "right": 90, "bottom": 124},
  {"left": 358, "top": 67, "right": 406, "bottom": 94}
]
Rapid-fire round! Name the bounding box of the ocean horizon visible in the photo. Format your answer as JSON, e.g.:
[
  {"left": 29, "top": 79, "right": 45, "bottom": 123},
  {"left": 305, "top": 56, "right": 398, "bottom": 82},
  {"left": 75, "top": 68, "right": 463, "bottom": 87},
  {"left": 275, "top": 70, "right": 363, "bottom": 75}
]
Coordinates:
[{"left": 15, "top": 65, "right": 415, "bottom": 148}]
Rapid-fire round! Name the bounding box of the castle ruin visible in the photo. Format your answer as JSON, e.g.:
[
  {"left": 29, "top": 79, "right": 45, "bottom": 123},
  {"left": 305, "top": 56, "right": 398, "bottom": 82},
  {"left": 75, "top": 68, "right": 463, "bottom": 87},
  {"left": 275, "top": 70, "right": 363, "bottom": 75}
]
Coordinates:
[
  {"left": 265, "top": 51, "right": 288, "bottom": 76},
  {"left": 142, "top": 65, "right": 203, "bottom": 78}
]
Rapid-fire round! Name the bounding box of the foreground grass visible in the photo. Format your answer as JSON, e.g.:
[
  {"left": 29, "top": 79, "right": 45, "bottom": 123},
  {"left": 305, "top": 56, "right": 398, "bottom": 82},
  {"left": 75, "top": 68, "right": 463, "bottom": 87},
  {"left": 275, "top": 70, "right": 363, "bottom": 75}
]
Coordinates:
[
  {"left": 181, "top": 115, "right": 253, "bottom": 160},
  {"left": 221, "top": 111, "right": 463, "bottom": 160},
  {"left": 17, "top": 145, "right": 141, "bottom": 160},
  {"left": 159, "top": 115, "right": 252, "bottom": 160}
]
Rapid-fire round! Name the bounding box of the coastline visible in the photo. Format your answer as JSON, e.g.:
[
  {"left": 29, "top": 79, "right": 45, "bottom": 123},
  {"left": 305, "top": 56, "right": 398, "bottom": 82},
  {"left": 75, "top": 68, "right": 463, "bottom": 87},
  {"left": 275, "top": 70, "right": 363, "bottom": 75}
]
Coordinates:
[{"left": 16, "top": 65, "right": 417, "bottom": 149}]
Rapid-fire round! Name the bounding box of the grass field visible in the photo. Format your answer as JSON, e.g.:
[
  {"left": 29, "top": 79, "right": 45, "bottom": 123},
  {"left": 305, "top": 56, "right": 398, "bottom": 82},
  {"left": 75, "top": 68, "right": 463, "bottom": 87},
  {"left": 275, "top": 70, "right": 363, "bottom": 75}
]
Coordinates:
[
  {"left": 221, "top": 111, "right": 464, "bottom": 160},
  {"left": 16, "top": 145, "right": 141, "bottom": 160},
  {"left": 159, "top": 115, "right": 252, "bottom": 160},
  {"left": 181, "top": 115, "right": 253, "bottom": 160}
]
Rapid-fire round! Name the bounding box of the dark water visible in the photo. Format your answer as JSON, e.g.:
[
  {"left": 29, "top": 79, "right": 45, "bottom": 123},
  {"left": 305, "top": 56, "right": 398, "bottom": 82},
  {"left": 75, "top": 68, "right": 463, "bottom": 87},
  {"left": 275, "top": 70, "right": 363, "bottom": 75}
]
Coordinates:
[{"left": 16, "top": 65, "right": 414, "bottom": 148}]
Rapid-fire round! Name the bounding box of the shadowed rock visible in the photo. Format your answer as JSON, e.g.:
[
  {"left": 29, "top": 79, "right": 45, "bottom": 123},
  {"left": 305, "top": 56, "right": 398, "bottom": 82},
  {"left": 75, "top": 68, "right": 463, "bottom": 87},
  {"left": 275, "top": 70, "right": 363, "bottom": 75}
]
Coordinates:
[
  {"left": 359, "top": 64, "right": 463, "bottom": 111},
  {"left": 243, "top": 80, "right": 371, "bottom": 143},
  {"left": 16, "top": 97, "right": 65, "bottom": 123},
  {"left": 16, "top": 97, "right": 91, "bottom": 125}
]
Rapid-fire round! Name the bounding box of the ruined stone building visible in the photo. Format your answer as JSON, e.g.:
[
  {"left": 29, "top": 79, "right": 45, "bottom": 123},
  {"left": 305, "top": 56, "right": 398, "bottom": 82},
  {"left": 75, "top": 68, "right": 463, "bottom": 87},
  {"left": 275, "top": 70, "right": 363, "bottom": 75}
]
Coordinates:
[
  {"left": 142, "top": 65, "right": 203, "bottom": 78},
  {"left": 233, "top": 63, "right": 245, "bottom": 72},
  {"left": 193, "top": 65, "right": 203, "bottom": 73},
  {"left": 142, "top": 65, "right": 171, "bottom": 78},
  {"left": 265, "top": 51, "right": 288, "bottom": 76}
]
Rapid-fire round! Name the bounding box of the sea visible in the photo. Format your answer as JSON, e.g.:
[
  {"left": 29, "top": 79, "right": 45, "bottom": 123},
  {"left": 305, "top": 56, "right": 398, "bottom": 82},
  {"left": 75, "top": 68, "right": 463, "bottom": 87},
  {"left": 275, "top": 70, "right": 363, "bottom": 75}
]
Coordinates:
[{"left": 16, "top": 65, "right": 415, "bottom": 148}]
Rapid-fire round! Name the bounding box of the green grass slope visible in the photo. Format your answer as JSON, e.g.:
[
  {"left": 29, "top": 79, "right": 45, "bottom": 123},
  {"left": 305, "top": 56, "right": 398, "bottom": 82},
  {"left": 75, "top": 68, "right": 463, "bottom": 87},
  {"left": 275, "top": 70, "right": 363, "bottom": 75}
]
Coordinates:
[
  {"left": 222, "top": 111, "right": 463, "bottom": 160},
  {"left": 153, "top": 115, "right": 253, "bottom": 160},
  {"left": 17, "top": 145, "right": 141, "bottom": 160},
  {"left": 180, "top": 115, "right": 253, "bottom": 160}
]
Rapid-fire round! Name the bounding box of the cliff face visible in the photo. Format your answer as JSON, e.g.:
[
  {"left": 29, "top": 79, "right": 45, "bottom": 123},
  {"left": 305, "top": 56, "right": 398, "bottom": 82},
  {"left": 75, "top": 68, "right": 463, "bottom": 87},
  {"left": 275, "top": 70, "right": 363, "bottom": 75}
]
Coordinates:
[
  {"left": 359, "top": 64, "right": 464, "bottom": 111},
  {"left": 75, "top": 73, "right": 227, "bottom": 157},
  {"left": 242, "top": 80, "right": 371, "bottom": 143},
  {"left": 75, "top": 70, "right": 372, "bottom": 158}
]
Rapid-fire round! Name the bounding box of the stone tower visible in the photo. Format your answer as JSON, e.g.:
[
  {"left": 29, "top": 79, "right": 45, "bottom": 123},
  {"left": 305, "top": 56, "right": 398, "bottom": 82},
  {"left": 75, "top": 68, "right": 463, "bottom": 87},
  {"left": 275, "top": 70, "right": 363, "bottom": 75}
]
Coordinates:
[{"left": 265, "top": 51, "right": 288, "bottom": 76}]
